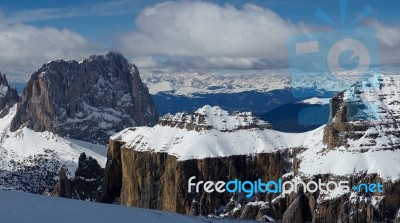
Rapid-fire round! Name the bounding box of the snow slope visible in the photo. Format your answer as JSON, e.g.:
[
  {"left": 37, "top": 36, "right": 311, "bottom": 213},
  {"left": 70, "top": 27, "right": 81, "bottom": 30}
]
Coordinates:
[
  {"left": 160, "top": 105, "right": 271, "bottom": 131},
  {"left": 298, "top": 74, "right": 400, "bottom": 181},
  {"left": 0, "top": 105, "right": 107, "bottom": 192},
  {"left": 0, "top": 106, "right": 107, "bottom": 172},
  {"left": 112, "top": 106, "right": 316, "bottom": 160},
  {"left": 113, "top": 125, "right": 317, "bottom": 161},
  {"left": 0, "top": 190, "right": 249, "bottom": 223}
]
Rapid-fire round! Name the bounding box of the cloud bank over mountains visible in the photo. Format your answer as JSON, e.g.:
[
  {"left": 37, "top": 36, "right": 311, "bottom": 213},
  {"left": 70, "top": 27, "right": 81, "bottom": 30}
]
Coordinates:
[{"left": 0, "top": 16, "right": 96, "bottom": 77}]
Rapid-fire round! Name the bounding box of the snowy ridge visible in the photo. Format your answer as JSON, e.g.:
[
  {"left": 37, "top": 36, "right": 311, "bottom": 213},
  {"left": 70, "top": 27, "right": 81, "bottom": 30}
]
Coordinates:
[
  {"left": 0, "top": 105, "right": 107, "bottom": 192},
  {"left": 111, "top": 105, "right": 315, "bottom": 160},
  {"left": 340, "top": 74, "right": 400, "bottom": 150},
  {"left": 112, "top": 125, "right": 315, "bottom": 161},
  {"left": 159, "top": 105, "right": 272, "bottom": 131}
]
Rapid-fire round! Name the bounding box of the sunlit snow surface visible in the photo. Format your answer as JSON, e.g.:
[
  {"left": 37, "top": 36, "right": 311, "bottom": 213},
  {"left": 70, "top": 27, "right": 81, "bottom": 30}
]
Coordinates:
[
  {"left": 0, "top": 106, "right": 106, "bottom": 173},
  {"left": 0, "top": 190, "right": 249, "bottom": 223},
  {"left": 0, "top": 105, "right": 107, "bottom": 191}
]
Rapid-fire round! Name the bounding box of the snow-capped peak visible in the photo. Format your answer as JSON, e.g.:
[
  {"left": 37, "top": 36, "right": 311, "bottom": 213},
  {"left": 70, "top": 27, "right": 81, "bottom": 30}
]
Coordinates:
[
  {"left": 325, "top": 74, "right": 400, "bottom": 150},
  {"left": 159, "top": 105, "right": 272, "bottom": 131}
]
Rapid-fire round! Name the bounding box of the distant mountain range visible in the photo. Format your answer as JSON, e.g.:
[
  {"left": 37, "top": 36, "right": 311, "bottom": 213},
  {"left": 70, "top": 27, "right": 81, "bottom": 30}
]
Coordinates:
[
  {"left": 140, "top": 71, "right": 353, "bottom": 96},
  {"left": 141, "top": 72, "right": 345, "bottom": 132}
]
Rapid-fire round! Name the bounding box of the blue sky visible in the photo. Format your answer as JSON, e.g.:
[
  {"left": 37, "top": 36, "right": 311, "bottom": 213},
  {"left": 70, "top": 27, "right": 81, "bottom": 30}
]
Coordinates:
[{"left": 0, "top": 0, "right": 399, "bottom": 78}]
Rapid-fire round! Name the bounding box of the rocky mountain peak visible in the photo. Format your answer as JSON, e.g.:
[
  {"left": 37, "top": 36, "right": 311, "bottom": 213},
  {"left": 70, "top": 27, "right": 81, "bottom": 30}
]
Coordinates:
[
  {"left": 0, "top": 73, "right": 9, "bottom": 86},
  {"left": 86, "top": 51, "right": 130, "bottom": 65},
  {"left": 51, "top": 152, "right": 104, "bottom": 201},
  {"left": 10, "top": 52, "right": 158, "bottom": 144},
  {"left": 0, "top": 73, "right": 19, "bottom": 118},
  {"left": 323, "top": 74, "right": 400, "bottom": 150},
  {"left": 159, "top": 105, "right": 272, "bottom": 131}
]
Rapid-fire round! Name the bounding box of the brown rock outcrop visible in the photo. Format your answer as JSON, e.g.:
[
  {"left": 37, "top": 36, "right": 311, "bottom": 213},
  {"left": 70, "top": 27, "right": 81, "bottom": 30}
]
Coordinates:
[
  {"left": 102, "top": 137, "right": 289, "bottom": 216},
  {"left": 10, "top": 52, "right": 158, "bottom": 144},
  {"left": 100, "top": 132, "right": 400, "bottom": 222},
  {"left": 51, "top": 153, "right": 104, "bottom": 201}
]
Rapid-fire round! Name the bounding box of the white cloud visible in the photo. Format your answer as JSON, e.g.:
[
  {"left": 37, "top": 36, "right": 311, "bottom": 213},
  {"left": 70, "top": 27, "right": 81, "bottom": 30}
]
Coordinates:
[
  {"left": 192, "top": 57, "right": 265, "bottom": 70},
  {"left": 119, "top": 1, "right": 309, "bottom": 62},
  {"left": 0, "top": 18, "right": 97, "bottom": 78},
  {"left": 373, "top": 21, "right": 400, "bottom": 47},
  {"left": 369, "top": 20, "right": 400, "bottom": 65},
  {"left": 119, "top": 1, "right": 400, "bottom": 70},
  {"left": 131, "top": 56, "right": 162, "bottom": 68},
  {"left": 131, "top": 56, "right": 288, "bottom": 72}
]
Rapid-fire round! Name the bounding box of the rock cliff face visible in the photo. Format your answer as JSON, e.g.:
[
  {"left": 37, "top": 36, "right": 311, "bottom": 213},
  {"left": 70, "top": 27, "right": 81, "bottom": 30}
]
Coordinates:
[
  {"left": 51, "top": 153, "right": 104, "bottom": 201},
  {"left": 10, "top": 52, "right": 158, "bottom": 144},
  {"left": 0, "top": 74, "right": 19, "bottom": 118},
  {"left": 102, "top": 142, "right": 290, "bottom": 217},
  {"left": 323, "top": 75, "right": 400, "bottom": 150},
  {"left": 101, "top": 138, "right": 400, "bottom": 222},
  {"left": 159, "top": 106, "right": 272, "bottom": 131}
]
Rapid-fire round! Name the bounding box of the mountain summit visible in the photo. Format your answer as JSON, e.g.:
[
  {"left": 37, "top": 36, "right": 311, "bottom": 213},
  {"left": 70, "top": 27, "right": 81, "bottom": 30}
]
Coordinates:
[
  {"left": 10, "top": 52, "right": 158, "bottom": 143},
  {"left": 0, "top": 74, "right": 19, "bottom": 118}
]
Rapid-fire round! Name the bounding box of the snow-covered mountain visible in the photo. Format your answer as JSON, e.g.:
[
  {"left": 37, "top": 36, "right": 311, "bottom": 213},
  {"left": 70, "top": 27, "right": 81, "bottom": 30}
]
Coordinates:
[
  {"left": 2, "top": 53, "right": 399, "bottom": 222},
  {"left": 105, "top": 74, "right": 400, "bottom": 222},
  {"left": 301, "top": 74, "right": 400, "bottom": 180},
  {"left": 112, "top": 100, "right": 400, "bottom": 177},
  {"left": 118, "top": 74, "right": 400, "bottom": 178},
  {"left": 113, "top": 106, "right": 309, "bottom": 160},
  {"left": 0, "top": 105, "right": 106, "bottom": 193},
  {"left": 0, "top": 52, "right": 158, "bottom": 194},
  {"left": 159, "top": 105, "right": 272, "bottom": 131}
]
